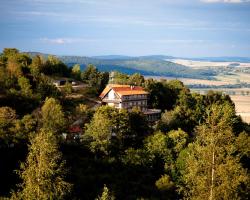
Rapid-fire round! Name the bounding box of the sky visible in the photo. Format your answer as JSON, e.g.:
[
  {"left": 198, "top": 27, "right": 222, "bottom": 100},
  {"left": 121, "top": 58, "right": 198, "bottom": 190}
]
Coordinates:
[{"left": 0, "top": 0, "right": 250, "bottom": 57}]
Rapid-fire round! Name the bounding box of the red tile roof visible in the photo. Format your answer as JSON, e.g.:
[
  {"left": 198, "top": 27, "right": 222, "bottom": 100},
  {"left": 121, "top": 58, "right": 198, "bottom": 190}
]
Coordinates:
[{"left": 99, "top": 84, "right": 148, "bottom": 98}]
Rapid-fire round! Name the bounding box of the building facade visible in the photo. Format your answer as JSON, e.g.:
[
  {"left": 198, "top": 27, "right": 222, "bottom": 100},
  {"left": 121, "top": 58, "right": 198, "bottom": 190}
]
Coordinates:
[{"left": 99, "top": 84, "right": 161, "bottom": 122}]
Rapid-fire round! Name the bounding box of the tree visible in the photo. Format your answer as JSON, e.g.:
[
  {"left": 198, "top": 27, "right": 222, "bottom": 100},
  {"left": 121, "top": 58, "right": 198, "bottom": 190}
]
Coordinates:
[
  {"left": 15, "top": 114, "right": 37, "bottom": 141},
  {"left": 0, "top": 107, "right": 17, "bottom": 145},
  {"left": 41, "top": 97, "right": 66, "bottom": 134},
  {"left": 110, "top": 71, "right": 129, "bottom": 85},
  {"left": 128, "top": 108, "right": 150, "bottom": 147},
  {"left": 180, "top": 103, "right": 249, "bottom": 200},
  {"left": 81, "top": 64, "right": 99, "bottom": 84},
  {"left": 81, "top": 65, "right": 109, "bottom": 95},
  {"left": 128, "top": 73, "right": 144, "bottom": 86},
  {"left": 84, "top": 106, "right": 130, "bottom": 155},
  {"left": 43, "top": 55, "right": 70, "bottom": 76},
  {"left": 30, "top": 55, "right": 44, "bottom": 77},
  {"left": 3, "top": 48, "right": 19, "bottom": 58},
  {"left": 7, "top": 56, "right": 23, "bottom": 78},
  {"left": 144, "top": 131, "right": 171, "bottom": 161},
  {"left": 71, "top": 64, "right": 81, "bottom": 80},
  {"left": 144, "top": 79, "right": 174, "bottom": 110},
  {"left": 168, "top": 128, "right": 189, "bottom": 156},
  {"left": 63, "top": 81, "right": 73, "bottom": 95},
  {"left": 84, "top": 106, "right": 115, "bottom": 155},
  {"left": 12, "top": 129, "right": 71, "bottom": 200},
  {"left": 96, "top": 185, "right": 115, "bottom": 200},
  {"left": 35, "top": 74, "right": 61, "bottom": 100},
  {"left": 155, "top": 174, "right": 174, "bottom": 191},
  {"left": 18, "top": 76, "right": 33, "bottom": 97}
]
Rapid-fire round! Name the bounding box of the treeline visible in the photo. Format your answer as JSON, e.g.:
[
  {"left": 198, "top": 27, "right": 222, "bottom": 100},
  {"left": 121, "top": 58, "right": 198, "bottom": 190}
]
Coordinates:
[{"left": 0, "top": 48, "right": 249, "bottom": 199}]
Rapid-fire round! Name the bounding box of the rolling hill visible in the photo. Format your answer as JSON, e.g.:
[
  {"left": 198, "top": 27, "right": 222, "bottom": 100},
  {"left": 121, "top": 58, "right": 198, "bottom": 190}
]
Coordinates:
[
  {"left": 27, "top": 52, "right": 250, "bottom": 79},
  {"left": 59, "top": 55, "right": 216, "bottom": 79}
]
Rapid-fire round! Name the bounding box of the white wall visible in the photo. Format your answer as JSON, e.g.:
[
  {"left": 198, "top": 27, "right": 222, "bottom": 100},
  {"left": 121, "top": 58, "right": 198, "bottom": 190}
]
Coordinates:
[{"left": 108, "top": 89, "right": 115, "bottom": 100}]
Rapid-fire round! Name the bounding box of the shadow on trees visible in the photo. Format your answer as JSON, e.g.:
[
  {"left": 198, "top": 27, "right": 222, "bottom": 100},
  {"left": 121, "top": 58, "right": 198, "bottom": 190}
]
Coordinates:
[
  {"left": 0, "top": 145, "right": 27, "bottom": 197},
  {"left": 62, "top": 144, "right": 174, "bottom": 200}
]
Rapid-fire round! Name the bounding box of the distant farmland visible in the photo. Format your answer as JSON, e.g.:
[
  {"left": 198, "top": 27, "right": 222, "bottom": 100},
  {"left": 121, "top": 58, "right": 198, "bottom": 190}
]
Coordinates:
[
  {"left": 191, "top": 89, "right": 250, "bottom": 124},
  {"left": 230, "top": 95, "right": 250, "bottom": 124}
]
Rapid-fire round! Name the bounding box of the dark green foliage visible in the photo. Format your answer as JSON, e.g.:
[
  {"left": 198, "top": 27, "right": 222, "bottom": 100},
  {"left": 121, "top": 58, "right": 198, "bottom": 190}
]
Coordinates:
[
  {"left": 42, "top": 55, "right": 70, "bottom": 77},
  {"left": 0, "top": 107, "right": 17, "bottom": 146},
  {"left": 110, "top": 71, "right": 129, "bottom": 85},
  {"left": 81, "top": 64, "right": 109, "bottom": 95},
  {"left": 128, "top": 73, "right": 144, "bottom": 86},
  {"left": 145, "top": 79, "right": 187, "bottom": 111}
]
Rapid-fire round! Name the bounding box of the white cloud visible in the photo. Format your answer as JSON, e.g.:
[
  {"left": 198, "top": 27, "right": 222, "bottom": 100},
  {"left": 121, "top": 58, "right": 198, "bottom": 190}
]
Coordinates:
[
  {"left": 40, "top": 37, "right": 208, "bottom": 45},
  {"left": 201, "top": 0, "right": 250, "bottom": 3},
  {"left": 40, "top": 37, "right": 98, "bottom": 44},
  {"left": 41, "top": 38, "right": 67, "bottom": 44}
]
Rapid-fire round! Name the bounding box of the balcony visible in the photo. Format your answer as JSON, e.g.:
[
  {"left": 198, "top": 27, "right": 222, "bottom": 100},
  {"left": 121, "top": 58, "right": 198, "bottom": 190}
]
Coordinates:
[{"left": 102, "top": 98, "right": 121, "bottom": 103}]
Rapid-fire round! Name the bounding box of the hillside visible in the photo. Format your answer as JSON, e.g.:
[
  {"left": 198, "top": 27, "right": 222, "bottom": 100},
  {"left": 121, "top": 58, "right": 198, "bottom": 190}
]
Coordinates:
[
  {"left": 26, "top": 52, "right": 250, "bottom": 79},
  {"left": 59, "top": 55, "right": 216, "bottom": 79}
]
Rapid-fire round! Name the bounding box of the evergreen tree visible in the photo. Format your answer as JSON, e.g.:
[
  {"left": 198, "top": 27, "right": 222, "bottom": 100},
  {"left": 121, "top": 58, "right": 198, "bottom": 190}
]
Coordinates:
[{"left": 12, "top": 129, "right": 71, "bottom": 200}]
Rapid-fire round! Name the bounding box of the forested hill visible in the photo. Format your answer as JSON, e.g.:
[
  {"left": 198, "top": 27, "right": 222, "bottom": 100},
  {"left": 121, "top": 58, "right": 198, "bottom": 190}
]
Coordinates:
[
  {"left": 27, "top": 52, "right": 216, "bottom": 79},
  {"left": 60, "top": 55, "right": 216, "bottom": 79}
]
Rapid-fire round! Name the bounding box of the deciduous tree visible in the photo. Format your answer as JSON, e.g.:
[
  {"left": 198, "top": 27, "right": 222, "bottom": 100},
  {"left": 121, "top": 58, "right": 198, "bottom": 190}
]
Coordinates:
[
  {"left": 12, "top": 129, "right": 71, "bottom": 200},
  {"left": 41, "top": 97, "right": 65, "bottom": 134},
  {"left": 18, "top": 76, "right": 33, "bottom": 97},
  {"left": 180, "top": 103, "right": 249, "bottom": 200}
]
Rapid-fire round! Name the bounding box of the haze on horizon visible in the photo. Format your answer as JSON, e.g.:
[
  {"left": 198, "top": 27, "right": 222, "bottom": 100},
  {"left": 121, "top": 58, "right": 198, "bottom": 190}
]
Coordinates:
[{"left": 1, "top": 0, "right": 250, "bottom": 57}]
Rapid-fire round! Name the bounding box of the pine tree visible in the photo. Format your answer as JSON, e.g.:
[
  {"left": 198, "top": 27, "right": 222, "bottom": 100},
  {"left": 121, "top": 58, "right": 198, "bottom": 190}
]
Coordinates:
[
  {"left": 180, "top": 103, "right": 249, "bottom": 200},
  {"left": 12, "top": 129, "right": 71, "bottom": 200}
]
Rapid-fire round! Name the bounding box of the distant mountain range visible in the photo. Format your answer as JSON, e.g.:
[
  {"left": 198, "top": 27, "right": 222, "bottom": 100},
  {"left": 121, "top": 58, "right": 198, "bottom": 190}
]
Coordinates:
[{"left": 26, "top": 52, "right": 250, "bottom": 79}]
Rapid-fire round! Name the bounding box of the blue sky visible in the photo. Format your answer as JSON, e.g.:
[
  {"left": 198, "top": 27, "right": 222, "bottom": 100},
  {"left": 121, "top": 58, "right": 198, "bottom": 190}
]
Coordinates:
[{"left": 1, "top": 0, "right": 250, "bottom": 57}]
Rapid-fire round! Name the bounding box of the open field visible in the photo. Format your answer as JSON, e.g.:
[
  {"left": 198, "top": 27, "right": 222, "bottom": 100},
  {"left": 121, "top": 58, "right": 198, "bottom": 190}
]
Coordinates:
[
  {"left": 191, "top": 88, "right": 250, "bottom": 96},
  {"left": 146, "top": 75, "right": 236, "bottom": 86},
  {"left": 146, "top": 72, "right": 250, "bottom": 86},
  {"left": 216, "top": 73, "right": 250, "bottom": 84},
  {"left": 231, "top": 95, "right": 250, "bottom": 124},
  {"left": 190, "top": 91, "right": 250, "bottom": 123},
  {"left": 191, "top": 89, "right": 250, "bottom": 123},
  {"left": 168, "top": 59, "right": 250, "bottom": 69}
]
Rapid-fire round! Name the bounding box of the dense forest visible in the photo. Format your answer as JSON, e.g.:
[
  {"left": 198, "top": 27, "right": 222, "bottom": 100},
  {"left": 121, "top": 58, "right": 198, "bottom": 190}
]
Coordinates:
[{"left": 0, "top": 48, "right": 249, "bottom": 200}]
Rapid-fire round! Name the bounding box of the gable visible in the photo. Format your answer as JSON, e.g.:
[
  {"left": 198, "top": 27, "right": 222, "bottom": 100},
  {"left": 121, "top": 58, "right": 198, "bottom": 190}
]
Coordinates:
[{"left": 102, "top": 88, "right": 121, "bottom": 99}]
